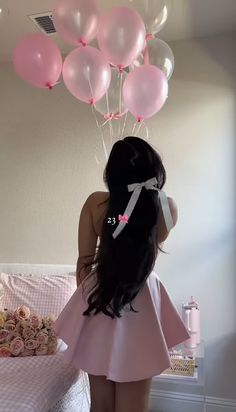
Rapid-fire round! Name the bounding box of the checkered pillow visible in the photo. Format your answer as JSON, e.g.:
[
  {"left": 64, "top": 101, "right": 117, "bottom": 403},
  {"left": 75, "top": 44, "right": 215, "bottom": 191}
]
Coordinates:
[{"left": 0, "top": 272, "right": 77, "bottom": 319}]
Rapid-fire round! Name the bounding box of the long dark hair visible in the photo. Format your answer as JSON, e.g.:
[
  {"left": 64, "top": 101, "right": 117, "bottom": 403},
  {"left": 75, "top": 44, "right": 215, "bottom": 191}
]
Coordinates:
[{"left": 79, "top": 136, "right": 166, "bottom": 319}]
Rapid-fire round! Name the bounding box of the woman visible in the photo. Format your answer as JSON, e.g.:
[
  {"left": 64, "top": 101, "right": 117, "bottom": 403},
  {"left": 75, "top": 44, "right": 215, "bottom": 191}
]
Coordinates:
[{"left": 54, "top": 136, "right": 189, "bottom": 412}]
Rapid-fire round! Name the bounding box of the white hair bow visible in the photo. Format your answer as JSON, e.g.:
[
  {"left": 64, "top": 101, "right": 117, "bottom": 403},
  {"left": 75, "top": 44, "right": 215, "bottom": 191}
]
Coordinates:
[{"left": 112, "top": 177, "right": 174, "bottom": 239}]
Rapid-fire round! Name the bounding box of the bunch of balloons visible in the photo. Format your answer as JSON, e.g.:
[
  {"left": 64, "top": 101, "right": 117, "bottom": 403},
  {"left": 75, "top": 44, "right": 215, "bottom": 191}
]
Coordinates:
[{"left": 13, "top": 0, "right": 173, "bottom": 124}]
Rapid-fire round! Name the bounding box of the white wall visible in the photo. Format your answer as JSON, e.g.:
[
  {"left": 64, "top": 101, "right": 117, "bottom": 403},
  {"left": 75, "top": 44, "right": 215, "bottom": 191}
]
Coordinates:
[{"left": 0, "top": 33, "right": 235, "bottom": 402}]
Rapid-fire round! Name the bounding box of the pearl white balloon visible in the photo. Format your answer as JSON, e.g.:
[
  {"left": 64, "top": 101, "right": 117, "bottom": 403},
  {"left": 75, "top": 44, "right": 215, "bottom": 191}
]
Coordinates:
[
  {"left": 131, "top": 38, "right": 175, "bottom": 80},
  {"left": 95, "top": 68, "right": 128, "bottom": 118},
  {"left": 132, "top": 0, "right": 172, "bottom": 35}
]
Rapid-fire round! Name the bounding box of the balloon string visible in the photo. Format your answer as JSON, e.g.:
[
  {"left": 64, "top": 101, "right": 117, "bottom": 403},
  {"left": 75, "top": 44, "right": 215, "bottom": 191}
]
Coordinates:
[
  {"left": 133, "top": 120, "right": 150, "bottom": 141},
  {"left": 94, "top": 152, "right": 105, "bottom": 174},
  {"left": 94, "top": 154, "right": 101, "bottom": 165},
  {"left": 132, "top": 121, "right": 137, "bottom": 135},
  {"left": 101, "top": 116, "right": 111, "bottom": 127},
  {"left": 105, "top": 86, "right": 115, "bottom": 149},
  {"left": 143, "top": 122, "right": 149, "bottom": 140},
  {"left": 118, "top": 71, "right": 123, "bottom": 138},
  {"left": 88, "top": 74, "right": 109, "bottom": 161},
  {"left": 91, "top": 105, "right": 108, "bottom": 162},
  {"left": 120, "top": 111, "right": 128, "bottom": 140},
  {"left": 135, "top": 121, "right": 143, "bottom": 136},
  {"left": 105, "top": 89, "right": 110, "bottom": 115},
  {"left": 108, "top": 120, "right": 114, "bottom": 149},
  {"left": 87, "top": 72, "right": 95, "bottom": 108},
  {"left": 119, "top": 72, "right": 123, "bottom": 116},
  {"left": 144, "top": 122, "right": 150, "bottom": 140}
]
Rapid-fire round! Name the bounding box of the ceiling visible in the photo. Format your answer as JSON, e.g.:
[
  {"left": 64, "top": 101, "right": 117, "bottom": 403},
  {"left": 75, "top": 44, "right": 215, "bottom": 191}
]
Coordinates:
[{"left": 0, "top": 0, "right": 236, "bottom": 63}]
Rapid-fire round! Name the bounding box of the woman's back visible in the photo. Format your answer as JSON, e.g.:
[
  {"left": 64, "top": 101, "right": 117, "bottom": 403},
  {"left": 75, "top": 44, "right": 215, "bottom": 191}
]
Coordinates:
[
  {"left": 54, "top": 137, "right": 189, "bottom": 412},
  {"left": 91, "top": 191, "right": 178, "bottom": 244}
]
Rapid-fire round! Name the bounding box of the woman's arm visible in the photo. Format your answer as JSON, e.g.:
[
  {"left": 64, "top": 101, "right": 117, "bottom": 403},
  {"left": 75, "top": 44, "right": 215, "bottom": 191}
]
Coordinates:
[{"left": 76, "top": 193, "right": 98, "bottom": 287}]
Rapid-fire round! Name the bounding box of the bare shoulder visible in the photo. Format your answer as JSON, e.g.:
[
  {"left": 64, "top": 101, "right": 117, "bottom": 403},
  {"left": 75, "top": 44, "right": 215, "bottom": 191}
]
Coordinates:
[
  {"left": 86, "top": 192, "right": 109, "bottom": 235},
  {"left": 87, "top": 191, "right": 109, "bottom": 210}
]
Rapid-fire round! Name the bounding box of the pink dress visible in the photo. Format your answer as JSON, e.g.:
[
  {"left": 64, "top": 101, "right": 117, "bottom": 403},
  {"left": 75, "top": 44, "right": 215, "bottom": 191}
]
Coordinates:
[{"left": 54, "top": 270, "right": 190, "bottom": 382}]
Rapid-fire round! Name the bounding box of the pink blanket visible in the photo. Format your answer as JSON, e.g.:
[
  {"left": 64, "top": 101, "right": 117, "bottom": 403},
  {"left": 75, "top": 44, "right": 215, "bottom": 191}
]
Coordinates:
[{"left": 0, "top": 352, "right": 85, "bottom": 412}]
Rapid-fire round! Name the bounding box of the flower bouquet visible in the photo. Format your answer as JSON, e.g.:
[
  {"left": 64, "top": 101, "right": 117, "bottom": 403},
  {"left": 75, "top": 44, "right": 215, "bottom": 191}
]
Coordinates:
[{"left": 0, "top": 305, "right": 58, "bottom": 357}]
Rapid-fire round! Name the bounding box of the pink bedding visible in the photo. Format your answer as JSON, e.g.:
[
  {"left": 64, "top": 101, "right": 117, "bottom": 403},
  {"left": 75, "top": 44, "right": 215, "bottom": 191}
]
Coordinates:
[{"left": 0, "top": 352, "right": 82, "bottom": 412}]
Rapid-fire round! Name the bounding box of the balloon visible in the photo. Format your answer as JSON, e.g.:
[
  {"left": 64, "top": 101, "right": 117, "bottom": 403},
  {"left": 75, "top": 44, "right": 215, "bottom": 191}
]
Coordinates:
[
  {"left": 131, "top": 38, "right": 175, "bottom": 80},
  {"left": 63, "top": 46, "right": 111, "bottom": 105},
  {"left": 53, "top": 0, "right": 99, "bottom": 46},
  {"left": 97, "top": 7, "right": 146, "bottom": 70},
  {"left": 134, "top": 0, "right": 172, "bottom": 35},
  {"left": 13, "top": 34, "right": 62, "bottom": 89},
  {"left": 123, "top": 65, "right": 168, "bottom": 121},
  {"left": 95, "top": 68, "right": 128, "bottom": 119}
]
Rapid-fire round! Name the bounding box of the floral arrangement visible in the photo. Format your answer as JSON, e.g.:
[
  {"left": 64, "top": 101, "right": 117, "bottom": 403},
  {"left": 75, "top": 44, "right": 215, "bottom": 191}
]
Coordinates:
[{"left": 0, "top": 305, "right": 58, "bottom": 357}]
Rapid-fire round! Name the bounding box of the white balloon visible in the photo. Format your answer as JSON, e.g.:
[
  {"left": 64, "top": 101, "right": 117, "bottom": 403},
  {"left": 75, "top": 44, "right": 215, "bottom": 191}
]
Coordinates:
[
  {"left": 132, "top": 0, "right": 172, "bottom": 35},
  {"left": 95, "top": 68, "right": 128, "bottom": 118},
  {"left": 131, "top": 38, "right": 175, "bottom": 80}
]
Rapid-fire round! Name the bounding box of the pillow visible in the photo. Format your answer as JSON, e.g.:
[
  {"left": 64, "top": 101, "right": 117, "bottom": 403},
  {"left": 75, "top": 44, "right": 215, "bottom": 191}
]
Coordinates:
[{"left": 0, "top": 272, "right": 77, "bottom": 319}]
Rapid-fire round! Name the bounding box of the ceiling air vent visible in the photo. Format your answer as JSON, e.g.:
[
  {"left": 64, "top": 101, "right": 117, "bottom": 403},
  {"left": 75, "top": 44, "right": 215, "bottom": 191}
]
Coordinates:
[{"left": 29, "top": 12, "right": 56, "bottom": 35}]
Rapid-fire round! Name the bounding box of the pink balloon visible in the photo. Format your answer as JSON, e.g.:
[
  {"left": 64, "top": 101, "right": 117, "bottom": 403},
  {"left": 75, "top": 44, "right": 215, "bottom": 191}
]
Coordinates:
[
  {"left": 53, "top": 0, "right": 99, "bottom": 46},
  {"left": 123, "top": 65, "right": 168, "bottom": 121},
  {"left": 63, "top": 46, "right": 111, "bottom": 105},
  {"left": 13, "top": 34, "right": 62, "bottom": 89},
  {"left": 97, "top": 7, "right": 146, "bottom": 70}
]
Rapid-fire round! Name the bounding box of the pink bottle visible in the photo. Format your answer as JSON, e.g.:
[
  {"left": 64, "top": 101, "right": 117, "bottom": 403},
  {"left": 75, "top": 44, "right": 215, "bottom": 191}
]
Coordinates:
[{"left": 182, "top": 296, "right": 200, "bottom": 348}]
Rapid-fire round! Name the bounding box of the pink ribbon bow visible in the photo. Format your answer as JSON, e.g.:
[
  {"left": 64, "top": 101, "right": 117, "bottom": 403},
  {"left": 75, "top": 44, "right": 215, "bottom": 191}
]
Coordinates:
[
  {"left": 118, "top": 214, "right": 129, "bottom": 223},
  {"left": 102, "top": 112, "right": 123, "bottom": 127},
  {"left": 104, "top": 112, "right": 123, "bottom": 121}
]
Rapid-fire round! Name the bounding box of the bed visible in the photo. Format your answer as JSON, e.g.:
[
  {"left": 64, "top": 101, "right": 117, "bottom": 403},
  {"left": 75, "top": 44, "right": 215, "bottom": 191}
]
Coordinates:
[{"left": 0, "top": 263, "right": 90, "bottom": 412}]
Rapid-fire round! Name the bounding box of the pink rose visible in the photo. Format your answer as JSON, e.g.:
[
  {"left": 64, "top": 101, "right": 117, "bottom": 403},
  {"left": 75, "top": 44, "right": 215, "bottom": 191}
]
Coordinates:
[
  {"left": 24, "top": 338, "right": 40, "bottom": 350},
  {"left": 36, "top": 330, "right": 49, "bottom": 345},
  {"left": 4, "top": 320, "right": 16, "bottom": 332},
  {"left": 20, "top": 349, "right": 35, "bottom": 357},
  {"left": 49, "top": 336, "right": 57, "bottom": 345},
  {"left": 0, "top": 329, "right": 10, "bottom": 343},
  {"left": 10, "top": 337, "right": 24, "bottom": 356},
  {"left": 28, "top": 314, "right": 43, "bottom": 330},
  {"left": 0, "top": 346, "right": 12, "bottom": 357},
  {"left": 48, "top": 330, "right": 57, "bottom": 341},
  {"left": 47, "top": 341, "right": 57, "bottom": 355},
  {"left": 35, "top": 344, "right": 48, "bottom": 356},
  {"left": 9, "top": 328, "right": 21, "bottom": 341},
  {"left": 43, "top": 316, "right": 55, "bottom": 330},
  {"left": 15, "top": 320, "right": 26, "bottom": 335},
  {"left": 22, "top": 326, "right": 37, "bottom": 340},
  {"left": 6, "top": 310, "right": 16, "bottom": 322},
  {"left": 12, "top": 321, "right": 24, "bottom": 339},
  {"left": 40, "top": 327, "right": 48, "bottom": 334},
  {"left": 15, "top": 305, "right": 31, "bottom": 321}
]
